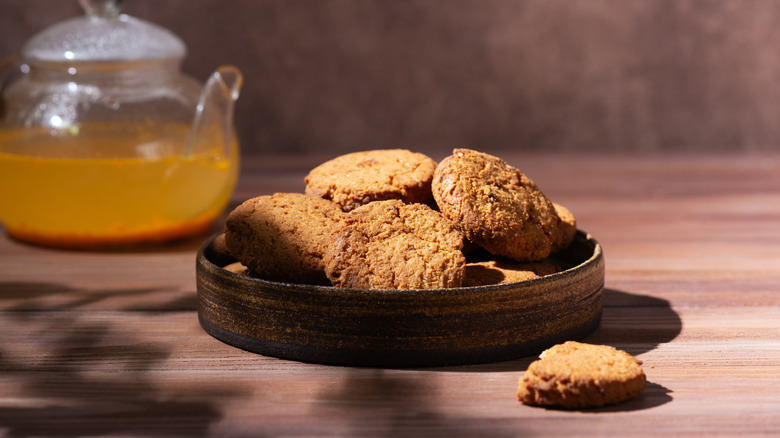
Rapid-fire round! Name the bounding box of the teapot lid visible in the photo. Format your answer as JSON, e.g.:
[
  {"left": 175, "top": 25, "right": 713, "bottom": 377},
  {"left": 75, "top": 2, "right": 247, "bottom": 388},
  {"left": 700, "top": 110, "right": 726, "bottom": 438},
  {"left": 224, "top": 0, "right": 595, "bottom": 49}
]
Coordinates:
[{"left": 22, "top": 0, "right": 186, "bottom": 63}]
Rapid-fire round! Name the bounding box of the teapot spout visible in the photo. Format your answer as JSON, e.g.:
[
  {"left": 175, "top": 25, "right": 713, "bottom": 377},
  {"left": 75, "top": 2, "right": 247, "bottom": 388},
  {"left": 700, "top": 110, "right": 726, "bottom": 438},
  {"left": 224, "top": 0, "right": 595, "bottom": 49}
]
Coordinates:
[{"left": 185, "top": 65, "right": 243, "bottom": 158}]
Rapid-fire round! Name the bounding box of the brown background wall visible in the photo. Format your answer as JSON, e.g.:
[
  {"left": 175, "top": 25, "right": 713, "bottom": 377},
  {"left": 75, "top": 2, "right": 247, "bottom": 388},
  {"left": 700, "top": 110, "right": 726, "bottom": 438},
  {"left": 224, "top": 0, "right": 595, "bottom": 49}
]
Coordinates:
[{"left": 2, "top": 0, "right": 780, "bottom": 156}]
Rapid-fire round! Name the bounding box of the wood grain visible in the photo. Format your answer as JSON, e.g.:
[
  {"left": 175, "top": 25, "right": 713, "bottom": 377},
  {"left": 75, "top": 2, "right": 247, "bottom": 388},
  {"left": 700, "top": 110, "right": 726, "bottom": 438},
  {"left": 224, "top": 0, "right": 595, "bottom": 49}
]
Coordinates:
[{"left": 1, "top": 152, "right": 779, "bottom": 437}]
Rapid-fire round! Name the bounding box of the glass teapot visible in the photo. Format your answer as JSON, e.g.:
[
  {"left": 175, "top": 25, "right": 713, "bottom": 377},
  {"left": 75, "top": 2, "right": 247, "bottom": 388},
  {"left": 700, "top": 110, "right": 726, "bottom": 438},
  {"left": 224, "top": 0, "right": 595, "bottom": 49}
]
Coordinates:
[{"left": 0, "top": 0, "right": 242, "bottom": 248}]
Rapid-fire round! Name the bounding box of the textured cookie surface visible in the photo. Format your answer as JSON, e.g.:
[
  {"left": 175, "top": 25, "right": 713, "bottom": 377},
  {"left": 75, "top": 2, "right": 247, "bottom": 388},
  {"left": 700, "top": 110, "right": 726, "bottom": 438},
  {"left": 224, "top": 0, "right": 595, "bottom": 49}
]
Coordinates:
[
  {"left": 305, "top": 149, "right": 437, "bottom": 211},
  {"left": 551, "top": 202, "right": 577, "bottom": 253},
  {"left": 462, "top": 259, "right": 559, "bottom": 287},
  {"left": 324, "top": 199, "right": 465, "bottom": 289},
  {"left": 224, "top": 193, "right": 344, "bottom": 284},
  {"left": 432, "top": 149, "right": 560, "bottom": 261},
  {"left": 517, "top": 341, "right": 646, "bottom": 409}
]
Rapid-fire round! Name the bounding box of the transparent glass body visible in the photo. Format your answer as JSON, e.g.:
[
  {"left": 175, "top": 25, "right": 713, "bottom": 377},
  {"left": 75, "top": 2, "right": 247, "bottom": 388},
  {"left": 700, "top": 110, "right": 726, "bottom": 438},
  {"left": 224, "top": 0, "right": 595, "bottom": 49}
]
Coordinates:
[{"left": 0, "top": 11, "right": 241, "bottom": 248}]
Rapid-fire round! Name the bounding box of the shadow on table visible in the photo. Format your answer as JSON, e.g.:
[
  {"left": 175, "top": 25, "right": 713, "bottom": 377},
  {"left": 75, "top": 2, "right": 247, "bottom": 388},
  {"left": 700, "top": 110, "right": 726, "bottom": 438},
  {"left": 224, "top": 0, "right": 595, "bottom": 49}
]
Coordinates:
[
  {"left": 311, "top": 368, "right": 521, "bottom": 438},
  {"left": 0, "top": 282, "right": 198, "bottom": 311},
  {"left": 583, "top": 287, "right": 683, "bottom": 355},
  {"left": 0, "top": 284, "right": 681, "bottom": 436},
  {"left": 444, "top": 287, "right": 683, "bottom": 372},
  {"left": 0, "top": 289, "right": 251, "bottom": 437},
  {"left": 583, "top": 381, "right": 673, "bottom": 413},
  {"left": 311, "top": 369, "right": 673, "bottom": 437},
  {"left": 362, "top": 287, "right": 681, "bottom": 415},
  {"left": 306, "top": 288, "right": 680, "bottom": 436}
]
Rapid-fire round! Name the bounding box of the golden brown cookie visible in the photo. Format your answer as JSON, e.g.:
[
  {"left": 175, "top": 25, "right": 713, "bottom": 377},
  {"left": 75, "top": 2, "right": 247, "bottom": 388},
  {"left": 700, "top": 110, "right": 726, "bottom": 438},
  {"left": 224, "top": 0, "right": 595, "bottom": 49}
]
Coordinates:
[
  {"left": 223, "top": 262, "right": 248, "bottom": 276},
  {"left": 224, "top": 193, "right": 345, "bottom": 285},
  {"left": 462, "top": 259, "right": 559, "bottom": 287},
  {"left": 551, "top": 202, "right": 577, "bottom": 253},
  {"left": 323, "top": 199, "right": 465, "bottom": 289},
  {"left": 305, "top": 149, "right": 437, "bottom": 211},
  {"left": 432, "top": 149, "right": 560, "bottom": 262},
  {"left": 517, "top": 341, "right": 646, "bottom": 409},
  {"left": 212, "top": 233, "right": 230, "bottom": 257},
  {"left": 209, "top": 233, "right": 237, "bottom": 266}
]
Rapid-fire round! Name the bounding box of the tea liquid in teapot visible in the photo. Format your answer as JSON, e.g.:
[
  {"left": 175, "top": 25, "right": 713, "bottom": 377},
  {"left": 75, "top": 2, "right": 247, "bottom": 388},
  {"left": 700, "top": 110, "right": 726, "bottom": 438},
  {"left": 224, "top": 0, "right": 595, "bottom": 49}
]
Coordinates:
[{"left": 0, "top": 123, "right": 238, "bottom": 247}]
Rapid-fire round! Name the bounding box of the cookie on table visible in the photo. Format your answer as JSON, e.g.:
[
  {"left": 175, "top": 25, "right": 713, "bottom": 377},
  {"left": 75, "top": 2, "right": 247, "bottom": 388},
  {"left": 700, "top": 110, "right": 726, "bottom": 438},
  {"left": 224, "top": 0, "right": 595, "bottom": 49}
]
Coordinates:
[
  {"left": 305, "top": 149, "right": 437, "bottom": 211},
  {"left": 323, "top": 199, "right": 465, "bottom": 289},
  {"left": 551, "top": 202, "right": 577, "bottom": 253},
  {"left": 517, "top": 341, "right": 646, "bottom": 409},
  {"left": 432, "top": 148, "right": 560, "bottom": 262},
  {"left": 462, "top": 259, "right": 559, "bottom": 287},
  {"left": 224, "top": 193, "right": 345, "bottom": 285}
]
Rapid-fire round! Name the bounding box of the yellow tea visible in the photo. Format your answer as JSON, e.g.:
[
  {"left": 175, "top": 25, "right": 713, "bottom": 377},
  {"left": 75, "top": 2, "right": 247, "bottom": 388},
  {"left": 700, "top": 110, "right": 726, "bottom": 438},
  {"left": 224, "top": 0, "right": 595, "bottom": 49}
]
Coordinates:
[{"left": 0, "top": 124, "right": 238, "bottom": 248}]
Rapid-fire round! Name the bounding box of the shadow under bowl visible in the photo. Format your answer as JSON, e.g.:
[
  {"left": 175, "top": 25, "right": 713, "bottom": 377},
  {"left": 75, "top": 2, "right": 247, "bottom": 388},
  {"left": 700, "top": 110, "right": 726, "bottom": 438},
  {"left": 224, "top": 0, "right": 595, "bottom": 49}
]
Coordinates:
[{"left": 196, "top": 230, "right": 604, "bottom": 367}]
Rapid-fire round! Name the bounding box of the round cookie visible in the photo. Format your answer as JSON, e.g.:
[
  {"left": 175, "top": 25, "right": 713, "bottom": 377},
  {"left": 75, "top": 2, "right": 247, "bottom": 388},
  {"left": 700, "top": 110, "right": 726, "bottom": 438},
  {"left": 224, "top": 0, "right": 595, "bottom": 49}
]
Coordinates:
[
  {"left": 305, "top": 149, "right": 437, "bottom": 211},
  {"left": 224, "top": 193, "right": 345, "bottom": 285},
  {"left": 323, "top": 199, "right": 465, "bottom": 289},
  {"left": 517, "top": 341, "right": 646, "bottom": 409},
  {"left": 462, "top": 259, "right": 559, "bottom": 287},
  {"left": 551, "top": 202, "right": 577, "bottom": 253},
  {"left": 432, "top": 149, "right": 560, "bottom": 262}
]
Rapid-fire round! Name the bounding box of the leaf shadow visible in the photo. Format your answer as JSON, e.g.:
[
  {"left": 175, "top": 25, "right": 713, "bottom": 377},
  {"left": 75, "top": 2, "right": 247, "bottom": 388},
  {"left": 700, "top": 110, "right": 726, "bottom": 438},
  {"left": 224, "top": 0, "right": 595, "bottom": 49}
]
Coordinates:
[
  {"left": 0, "top": 285, "right": 251, "bottom": 437},
  {"left": 0, "top": 282, "right": 197, "bottom": 311}
]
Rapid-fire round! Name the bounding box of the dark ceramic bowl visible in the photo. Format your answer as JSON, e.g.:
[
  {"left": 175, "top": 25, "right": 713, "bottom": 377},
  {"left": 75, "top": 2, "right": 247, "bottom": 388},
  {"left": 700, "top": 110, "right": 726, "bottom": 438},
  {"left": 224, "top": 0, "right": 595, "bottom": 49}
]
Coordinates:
[{"left": 196, "top": 230, "right": 604, "bottom": 367}]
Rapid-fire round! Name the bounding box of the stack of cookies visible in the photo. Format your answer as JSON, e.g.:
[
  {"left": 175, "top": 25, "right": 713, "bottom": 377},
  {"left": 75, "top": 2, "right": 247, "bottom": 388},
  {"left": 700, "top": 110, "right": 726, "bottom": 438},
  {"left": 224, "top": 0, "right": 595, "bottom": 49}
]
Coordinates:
[{"left": 221, "top": 148, "right": 577, "bottom": 290}]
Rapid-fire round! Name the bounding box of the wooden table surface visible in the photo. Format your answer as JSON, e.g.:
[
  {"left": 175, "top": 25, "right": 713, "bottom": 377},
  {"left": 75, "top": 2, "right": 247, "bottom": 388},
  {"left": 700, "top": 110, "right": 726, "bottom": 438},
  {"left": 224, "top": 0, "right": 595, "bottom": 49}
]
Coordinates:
[{"left": 1, "top": 152, "right": 779, "bottom": 437}]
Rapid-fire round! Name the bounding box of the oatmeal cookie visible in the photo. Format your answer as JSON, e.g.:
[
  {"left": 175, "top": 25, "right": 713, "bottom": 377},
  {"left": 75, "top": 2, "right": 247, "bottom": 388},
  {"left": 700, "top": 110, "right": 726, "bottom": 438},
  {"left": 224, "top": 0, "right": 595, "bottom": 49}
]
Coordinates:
[
  {"left": 517, "top": 341, "right": 646, "bottom": 409},
  {"left": 432, "top": 149, "right": 560, "bottom": 261},
  {"left": 224, "top": 193, "right": 344, "bottom": 284},
  {"left": 462, "top": 259, "right": 559, "bottom": 287},
  {"left": 209, "top": 233, "right": 236, "bottom": 266},
  {"left": 305, "top": 149, "right": 437, "bottom": 211},
  {"left": 551, "top": 202, "right": 577, "bottom": 253},
  {"left": 323, "top": 199, "right": 465, "bottom": 289}
]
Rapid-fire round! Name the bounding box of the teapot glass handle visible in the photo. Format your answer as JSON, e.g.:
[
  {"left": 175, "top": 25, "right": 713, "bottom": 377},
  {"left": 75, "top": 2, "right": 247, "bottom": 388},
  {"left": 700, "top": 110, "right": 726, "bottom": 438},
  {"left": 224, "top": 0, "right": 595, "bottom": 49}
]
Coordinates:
[{"left": 184, "top": 65, "right": 243, "bottom": 159}]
